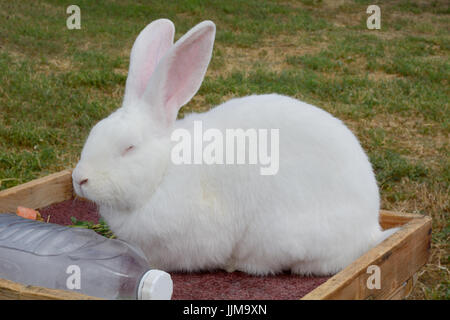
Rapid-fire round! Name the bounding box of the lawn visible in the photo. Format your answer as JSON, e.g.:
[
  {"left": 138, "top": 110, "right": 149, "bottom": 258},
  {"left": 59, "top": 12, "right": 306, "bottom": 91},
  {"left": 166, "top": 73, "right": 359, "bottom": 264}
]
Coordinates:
[{"left": 0, "top": 0, "right": 448, "bottom": 299}]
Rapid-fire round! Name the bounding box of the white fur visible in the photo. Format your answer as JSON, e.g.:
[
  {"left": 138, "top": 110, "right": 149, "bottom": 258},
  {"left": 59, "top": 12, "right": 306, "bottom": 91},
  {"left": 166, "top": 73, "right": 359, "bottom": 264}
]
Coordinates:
[{"left": 73, "top": 20, "right": 396, "bottom": 276}]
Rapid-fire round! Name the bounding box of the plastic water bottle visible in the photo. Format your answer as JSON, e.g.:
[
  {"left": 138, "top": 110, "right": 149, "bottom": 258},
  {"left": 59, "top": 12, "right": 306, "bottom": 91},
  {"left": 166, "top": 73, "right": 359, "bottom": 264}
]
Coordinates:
[{"left": 0, "top": 213, "right": 173, "bottom": 300}]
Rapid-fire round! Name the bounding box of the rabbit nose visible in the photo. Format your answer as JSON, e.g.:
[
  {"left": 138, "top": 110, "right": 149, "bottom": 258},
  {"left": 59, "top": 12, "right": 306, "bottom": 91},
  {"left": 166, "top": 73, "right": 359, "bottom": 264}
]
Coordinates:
[{"left": 79, "top": 178, "right": 89, "bottom": 186}]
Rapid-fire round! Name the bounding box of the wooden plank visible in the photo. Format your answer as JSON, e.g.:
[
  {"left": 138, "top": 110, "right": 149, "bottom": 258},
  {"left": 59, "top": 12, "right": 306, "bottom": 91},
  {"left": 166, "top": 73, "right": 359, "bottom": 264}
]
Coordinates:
[
  {"left": 385, "top": 273, "right": 417, "bottom": 300},
  {"left": 302, "top": 214, "right": 431, "bottom": 300},
  {"left": 0, "top": 278, "right": 100, "bottom": 300},
  {"left": 379, "top": 210, "right": 421, "bottom": 229},
  {"left": 0, "top": 170, "right": 73, "bottom": 213}
]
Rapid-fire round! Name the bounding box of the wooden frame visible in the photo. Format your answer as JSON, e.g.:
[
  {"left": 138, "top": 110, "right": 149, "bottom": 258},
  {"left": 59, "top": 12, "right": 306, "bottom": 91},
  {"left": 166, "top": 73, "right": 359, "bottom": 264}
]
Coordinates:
[{"left": 0, "top": 170, "right": 432, "bottom": 300}]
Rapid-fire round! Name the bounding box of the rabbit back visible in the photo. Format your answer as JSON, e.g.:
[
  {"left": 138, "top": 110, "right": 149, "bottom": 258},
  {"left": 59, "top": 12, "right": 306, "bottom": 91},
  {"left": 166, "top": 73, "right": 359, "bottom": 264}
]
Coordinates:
[{"left": 104, "top": 93, "right": 387, "bottom": 276}]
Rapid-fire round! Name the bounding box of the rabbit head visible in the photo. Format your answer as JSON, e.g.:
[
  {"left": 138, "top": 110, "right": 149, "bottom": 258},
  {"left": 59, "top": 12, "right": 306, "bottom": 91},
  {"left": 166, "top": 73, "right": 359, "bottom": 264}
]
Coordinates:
[{"left": 72, "top": 19, "right": 216, "bottom": 211}]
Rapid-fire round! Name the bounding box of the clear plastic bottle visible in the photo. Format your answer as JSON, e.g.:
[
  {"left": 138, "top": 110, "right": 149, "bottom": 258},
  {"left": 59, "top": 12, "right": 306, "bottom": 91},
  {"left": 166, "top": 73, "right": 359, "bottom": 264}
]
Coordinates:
[{"left": 0, "top": 213, "right": 172, "bottom": 300}]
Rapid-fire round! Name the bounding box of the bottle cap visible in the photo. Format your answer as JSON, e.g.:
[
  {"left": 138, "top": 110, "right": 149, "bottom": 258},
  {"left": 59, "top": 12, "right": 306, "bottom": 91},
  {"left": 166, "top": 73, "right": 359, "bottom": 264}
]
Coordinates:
[{"left": 138, "top": 269, "right": 173, "bottom": 300}]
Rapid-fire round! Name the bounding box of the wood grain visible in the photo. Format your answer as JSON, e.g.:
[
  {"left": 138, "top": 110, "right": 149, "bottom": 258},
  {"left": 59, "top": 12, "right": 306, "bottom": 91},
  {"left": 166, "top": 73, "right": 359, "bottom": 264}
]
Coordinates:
[
  {"left": 0, "top": 278, "right": 100, "bottom": 300},
  {"left": 302, "top": 212, "right": 431, "bottom": 300},
  {"left": 0, "top": 170, "right": 73, "bottom": 213},
  {"left": 379, "top": 210, "right": 422, "bottom": 229}
]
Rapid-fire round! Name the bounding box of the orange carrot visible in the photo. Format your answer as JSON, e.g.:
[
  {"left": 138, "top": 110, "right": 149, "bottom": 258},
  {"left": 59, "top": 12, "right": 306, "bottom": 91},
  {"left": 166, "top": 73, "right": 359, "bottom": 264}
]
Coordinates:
[{"left": 16, "top": 206, "right": 42, "bottom": 221}]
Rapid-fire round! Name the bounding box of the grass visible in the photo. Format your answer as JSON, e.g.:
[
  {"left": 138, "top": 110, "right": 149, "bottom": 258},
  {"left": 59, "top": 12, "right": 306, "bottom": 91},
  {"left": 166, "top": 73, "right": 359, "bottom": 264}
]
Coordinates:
[
  {"left": 69, "top": 216, "right": 116, "bottom": 239},
  {"left": 0, "top": 0, "right": 448, "bottom": 299}
]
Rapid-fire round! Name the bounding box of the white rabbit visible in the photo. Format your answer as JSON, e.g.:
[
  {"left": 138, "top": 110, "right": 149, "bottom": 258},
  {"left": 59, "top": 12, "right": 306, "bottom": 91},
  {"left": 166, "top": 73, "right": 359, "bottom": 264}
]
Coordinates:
[{"left": 72, "top": 19, "right": 397, "bottom": 276}]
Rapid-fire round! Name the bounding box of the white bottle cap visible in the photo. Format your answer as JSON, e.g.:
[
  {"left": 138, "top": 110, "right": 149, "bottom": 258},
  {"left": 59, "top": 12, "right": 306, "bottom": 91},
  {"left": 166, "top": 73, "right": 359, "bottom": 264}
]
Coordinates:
[{"left": 137, "top": 269, "right": 173, "bottom": 300}]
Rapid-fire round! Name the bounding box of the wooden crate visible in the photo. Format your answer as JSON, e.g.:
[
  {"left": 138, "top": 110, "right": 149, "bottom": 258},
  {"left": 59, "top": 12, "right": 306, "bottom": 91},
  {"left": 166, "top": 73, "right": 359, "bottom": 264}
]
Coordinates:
[{"left": 0, "top": 170, "right": 432, "bottom": 300}]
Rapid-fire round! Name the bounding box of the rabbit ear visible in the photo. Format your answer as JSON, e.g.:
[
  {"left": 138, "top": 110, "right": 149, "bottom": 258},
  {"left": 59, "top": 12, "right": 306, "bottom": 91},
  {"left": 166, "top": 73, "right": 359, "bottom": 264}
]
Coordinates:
[
  {"left": 123, "top": 19, "right": 175, "bottom": 106},
  {"left": 143, "top": 20, "right": 216, "bottom": 127}
]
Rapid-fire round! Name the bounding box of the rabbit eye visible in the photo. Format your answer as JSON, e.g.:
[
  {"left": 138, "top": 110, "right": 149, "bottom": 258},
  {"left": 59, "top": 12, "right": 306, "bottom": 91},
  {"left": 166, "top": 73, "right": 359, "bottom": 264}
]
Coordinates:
[{"left": 122, "top": 145, "right": 135, "bottom": 156}]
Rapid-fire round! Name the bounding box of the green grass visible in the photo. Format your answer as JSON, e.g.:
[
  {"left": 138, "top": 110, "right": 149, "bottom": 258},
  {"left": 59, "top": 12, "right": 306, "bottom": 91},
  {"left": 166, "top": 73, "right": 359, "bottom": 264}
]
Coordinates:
[
  {"left": 69, "top": 216, "right": 116, "bottom": 239},
  {"left": 0, "top": 0, "right": 448, "bottom": 299}
]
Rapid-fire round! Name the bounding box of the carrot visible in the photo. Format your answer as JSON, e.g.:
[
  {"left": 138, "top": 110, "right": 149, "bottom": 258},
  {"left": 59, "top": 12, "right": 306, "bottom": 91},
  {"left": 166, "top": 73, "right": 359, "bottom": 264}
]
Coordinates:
[{"left": 16, "top": 206, "right": 43, "bottom": 221}]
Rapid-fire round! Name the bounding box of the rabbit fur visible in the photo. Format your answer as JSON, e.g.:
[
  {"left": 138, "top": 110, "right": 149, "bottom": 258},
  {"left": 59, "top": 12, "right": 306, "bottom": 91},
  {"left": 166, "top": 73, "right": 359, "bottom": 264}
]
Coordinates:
[{"left": 73, "top": 19, "right": 397, "bottom": 276}]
